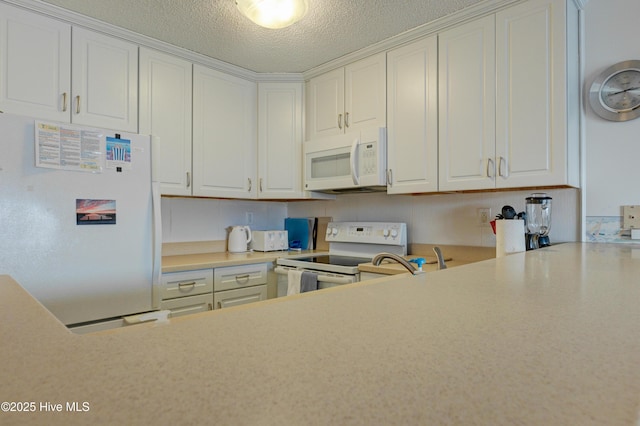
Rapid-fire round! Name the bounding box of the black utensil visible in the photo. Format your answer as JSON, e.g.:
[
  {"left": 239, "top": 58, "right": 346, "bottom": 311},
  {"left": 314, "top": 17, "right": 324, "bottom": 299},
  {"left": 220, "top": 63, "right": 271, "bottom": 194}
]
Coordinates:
[{"left": 501, "top": 205, "right": 517, "bottom": 219}]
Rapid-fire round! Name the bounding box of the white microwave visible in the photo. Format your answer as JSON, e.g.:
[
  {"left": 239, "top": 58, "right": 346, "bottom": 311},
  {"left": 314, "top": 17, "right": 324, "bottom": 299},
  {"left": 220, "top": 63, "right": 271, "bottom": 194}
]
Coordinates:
[{"left": 303, "top": 127, "right": 387, "bottom": 193}]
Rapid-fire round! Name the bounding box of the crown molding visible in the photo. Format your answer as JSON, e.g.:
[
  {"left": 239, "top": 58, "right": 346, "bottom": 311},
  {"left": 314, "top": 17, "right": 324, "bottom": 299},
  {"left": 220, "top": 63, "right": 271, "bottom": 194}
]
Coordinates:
[
  {"left": 1, "top": 0, "right": 271, "bottom": 81},
  {"left": 3, "top": 0, "right": 583, "bottom": 83},
  {"left": 302, "top": 0, "right": 587, "bottom": 79}
]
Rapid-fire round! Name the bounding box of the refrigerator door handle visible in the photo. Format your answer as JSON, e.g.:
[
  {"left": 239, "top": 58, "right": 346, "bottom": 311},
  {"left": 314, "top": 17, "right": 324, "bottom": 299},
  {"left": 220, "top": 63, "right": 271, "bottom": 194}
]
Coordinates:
[{"left": 151, "top": 181, "right": 162, "bottom": 308}]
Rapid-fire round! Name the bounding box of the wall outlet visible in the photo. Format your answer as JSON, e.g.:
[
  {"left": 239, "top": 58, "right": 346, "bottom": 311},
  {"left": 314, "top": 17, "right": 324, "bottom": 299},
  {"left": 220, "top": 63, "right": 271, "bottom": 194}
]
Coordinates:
[
  {"left": 245, "top": 212, "right": 254, "bottom": 225},
  {"left": 623, "top": 205, "right": 640, "bottom": 229},
  {"left": 477, "top": 208, "right": 491, "bottom": 226}
]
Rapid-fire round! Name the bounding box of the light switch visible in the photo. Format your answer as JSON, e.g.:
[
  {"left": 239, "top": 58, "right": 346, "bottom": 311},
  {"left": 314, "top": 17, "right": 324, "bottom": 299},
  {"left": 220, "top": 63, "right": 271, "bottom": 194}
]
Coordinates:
[{"left": 623, "top": 205, "right": 640, "bottom": 229}]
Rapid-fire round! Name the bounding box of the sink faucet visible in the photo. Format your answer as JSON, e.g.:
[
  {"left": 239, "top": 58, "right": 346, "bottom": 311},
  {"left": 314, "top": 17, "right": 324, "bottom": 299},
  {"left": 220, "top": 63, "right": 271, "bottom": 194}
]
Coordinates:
[{"left": 371, "top": 252, "right": 422, "bottom": 275}]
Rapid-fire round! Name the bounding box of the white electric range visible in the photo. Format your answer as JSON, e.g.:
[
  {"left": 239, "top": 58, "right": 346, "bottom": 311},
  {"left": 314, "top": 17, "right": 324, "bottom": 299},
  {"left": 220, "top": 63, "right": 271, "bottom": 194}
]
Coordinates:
[{"left": 275, "top": 222, "right": 407, "bottom": 296}]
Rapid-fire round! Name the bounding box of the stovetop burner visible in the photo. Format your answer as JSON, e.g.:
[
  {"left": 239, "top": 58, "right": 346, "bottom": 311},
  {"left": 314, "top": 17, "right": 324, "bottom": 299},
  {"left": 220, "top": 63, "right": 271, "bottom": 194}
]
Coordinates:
[
  {"left": 276, "top": 222, "right": 408, "bottom": 276},
  {"left": 292, "top": 255, "right": 372, "bottom": 268}
]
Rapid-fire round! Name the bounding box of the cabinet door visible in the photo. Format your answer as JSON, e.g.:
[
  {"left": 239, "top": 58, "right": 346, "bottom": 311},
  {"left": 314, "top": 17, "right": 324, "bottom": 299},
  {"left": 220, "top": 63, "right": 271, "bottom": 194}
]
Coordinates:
[
  {"left": 345, "top": 52, "right": 386, "bottom": 132},
  {"left": 386, "top": 36, "right": 438, "bottom": 194},
  {"left": 438, "top": 15, "right": 496, "bottom": 191},
  {"left": 258, "top": 82, "right": 304, "bottom": 198},
  {"left": 139, "top": 48, "right": 193, "bottom": 196},
  {"left": 0, "top": 3, "right": 70, "bottom": 121},
  {"left": 193, "top": 65, "right": 257, "bottom": 198},
  {"left": 159, "top": 269, "right": 213, "bottom": 300},
  {"left": 159, "top": 293, "right": 213, "bottom": 318},
  {"left": 306, "top": 68, "right": 344, "bottom": 139},
  {"left": 72, "top": 27, "right": 138, "bottom": 132},
  {"left": 495, "top": 0, "right": 568, "bottom": 188},
  {"left": 214, "top": 285, "right": 267, "bottom": 309},
  {"left": 213, "top": 263, "right": 267, "bottom": 292}
]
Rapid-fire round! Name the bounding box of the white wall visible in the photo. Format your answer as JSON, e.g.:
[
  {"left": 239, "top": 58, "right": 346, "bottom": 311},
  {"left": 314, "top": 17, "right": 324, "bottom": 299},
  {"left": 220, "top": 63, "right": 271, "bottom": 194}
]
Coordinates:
[
  {"left": 583, "top": 0, "right": 640, "bottom": 242},
  {"left": 163, "top": 189, "right": 579, "bottom": 247},
  {"left": 288, "top": 189, "right": 580, "bottom": 246},
  {"left": 161, "top": 197, "right": 286, "bottom": 242}
]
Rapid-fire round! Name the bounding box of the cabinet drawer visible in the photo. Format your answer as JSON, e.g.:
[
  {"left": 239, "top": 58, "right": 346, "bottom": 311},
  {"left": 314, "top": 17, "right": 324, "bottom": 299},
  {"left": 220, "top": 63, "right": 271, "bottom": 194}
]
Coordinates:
[
  {"left": 214, "top": 263, "right": 267, "bottom": 292},
  {"left": 160, "top": 269, "right": 213, "bottom": 300},
  {"left": 160, "top": 293, "right": 213, "bottom": 318},
  {"left": 214, "top": 285, "right": 267, "bottom": 310}
]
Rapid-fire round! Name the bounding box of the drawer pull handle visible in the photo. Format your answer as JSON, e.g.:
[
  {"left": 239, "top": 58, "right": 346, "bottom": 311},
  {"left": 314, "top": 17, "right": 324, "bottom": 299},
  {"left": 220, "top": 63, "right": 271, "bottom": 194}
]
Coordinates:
[
  {"left": 178, "top": 281, "right": 196, "bottom": 288},
  {"left": 235, "top": 274, "right": 250, "bottom": 282}
]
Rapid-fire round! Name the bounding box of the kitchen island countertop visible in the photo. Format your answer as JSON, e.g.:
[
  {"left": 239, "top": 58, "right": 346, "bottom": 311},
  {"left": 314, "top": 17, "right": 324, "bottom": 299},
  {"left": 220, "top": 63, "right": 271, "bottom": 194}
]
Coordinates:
[{"left": 2, "top": 242, "right": 640, "bottom": 425}]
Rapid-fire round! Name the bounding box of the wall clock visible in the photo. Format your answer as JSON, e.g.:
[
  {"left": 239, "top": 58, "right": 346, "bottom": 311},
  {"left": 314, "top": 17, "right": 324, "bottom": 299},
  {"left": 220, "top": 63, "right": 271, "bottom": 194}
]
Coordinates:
[{"left": 589, "top": 60, "right": 640, "bottom": 122}]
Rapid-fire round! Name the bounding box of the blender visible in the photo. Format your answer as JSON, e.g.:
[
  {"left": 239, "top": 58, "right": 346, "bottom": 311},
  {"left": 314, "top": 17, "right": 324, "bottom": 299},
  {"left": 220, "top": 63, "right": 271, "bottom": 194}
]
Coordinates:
[{"left": 525, "top": 193, "right": 552, "bottom": 250}]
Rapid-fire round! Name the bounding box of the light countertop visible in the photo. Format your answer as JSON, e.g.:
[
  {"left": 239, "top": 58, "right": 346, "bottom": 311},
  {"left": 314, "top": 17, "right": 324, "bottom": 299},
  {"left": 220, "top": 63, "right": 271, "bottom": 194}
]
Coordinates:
[
  {"left": 161, "top": 249, "right": 318, "bottom": 272},
  {"left": 2, "top": 243, "right": 640, "bottom": 425}
]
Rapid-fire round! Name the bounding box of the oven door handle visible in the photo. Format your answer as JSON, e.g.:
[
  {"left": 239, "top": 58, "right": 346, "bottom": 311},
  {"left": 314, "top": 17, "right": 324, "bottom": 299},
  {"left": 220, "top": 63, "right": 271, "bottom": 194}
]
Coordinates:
[{"left": 274, "top": 267, "right": 355, "bottom": 285}]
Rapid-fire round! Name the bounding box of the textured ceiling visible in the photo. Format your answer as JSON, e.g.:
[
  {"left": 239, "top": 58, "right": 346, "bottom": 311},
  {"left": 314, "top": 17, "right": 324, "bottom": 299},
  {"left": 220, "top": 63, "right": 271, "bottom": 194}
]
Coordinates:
[{"left": 39, "top": 0, "right": 485, "bottom": 73}]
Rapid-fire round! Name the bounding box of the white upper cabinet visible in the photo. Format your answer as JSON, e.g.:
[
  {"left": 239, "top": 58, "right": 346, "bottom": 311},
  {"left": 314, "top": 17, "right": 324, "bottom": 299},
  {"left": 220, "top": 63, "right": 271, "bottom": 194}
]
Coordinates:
[
  {"left": 386, "top": 35, "right": 439, "bottom": 194},
  {"left": 495, "top": 0, "right": 577, "bottom": 188},
  {"left": 257, "top": 82, "right": 303, "bottom": 199},
  {"left": 439, "top": 0, "right": 577, "bottom": 191},
  {"left": 0, "top": 3, "right": 138, "bottom": 132},
  {"left": 438, "top": 15, "right": 496, "bottom": 191},
  {"left": 306, "top": 52, "right": 386, "bottom": 140},
  {"left": 192, "top": 64, "right": 257, "bottom": 199},
  {"left": 72, "top": 28, "right": 138, "bottom": 132},
  {"left": 139, "top": 48, "right": 192, "bottom": 196},
  {"left": 0, "top": 3, "right": 71, "bottom": 121}
]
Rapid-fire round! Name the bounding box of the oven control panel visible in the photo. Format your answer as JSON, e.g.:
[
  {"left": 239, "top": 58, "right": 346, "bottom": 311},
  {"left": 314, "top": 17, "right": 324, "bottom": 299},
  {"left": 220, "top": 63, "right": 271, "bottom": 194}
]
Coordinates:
[{"left": 325, "top": 222, "right": 407, "bottom": 245}]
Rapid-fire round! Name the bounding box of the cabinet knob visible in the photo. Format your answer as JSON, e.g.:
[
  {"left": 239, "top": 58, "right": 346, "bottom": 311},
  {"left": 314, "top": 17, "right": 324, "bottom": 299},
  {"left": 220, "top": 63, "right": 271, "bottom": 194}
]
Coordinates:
[
  {"left": 75, "top": 95, "right": 81, "bottom": 114},
  {"left": 338, "top": 113, "right": 343, "bottom": 130},
  {"left": 62, "top": 92, "right": 68, "bottom": 112},
  {"left": 345, "top": 112, "right": 350, "bottom": 128}
]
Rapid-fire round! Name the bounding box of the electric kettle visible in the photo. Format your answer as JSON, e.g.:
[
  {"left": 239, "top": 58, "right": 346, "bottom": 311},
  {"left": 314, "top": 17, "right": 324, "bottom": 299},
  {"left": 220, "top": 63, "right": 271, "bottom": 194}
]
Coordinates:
[{"left": 228, "top": 226, "right": 252, "bottom": 253}]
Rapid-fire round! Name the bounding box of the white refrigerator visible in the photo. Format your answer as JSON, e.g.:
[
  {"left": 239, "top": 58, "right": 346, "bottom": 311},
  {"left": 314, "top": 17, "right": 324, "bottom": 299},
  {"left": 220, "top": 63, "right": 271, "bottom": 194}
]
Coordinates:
[{"left": 0, "top": 113, "right": 161, "bottom": 325}]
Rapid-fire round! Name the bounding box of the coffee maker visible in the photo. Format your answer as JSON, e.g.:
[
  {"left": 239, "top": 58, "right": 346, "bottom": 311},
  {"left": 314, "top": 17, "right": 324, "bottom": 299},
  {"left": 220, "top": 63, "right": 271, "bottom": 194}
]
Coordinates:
[{"left": 525, "top": 193, "right": 552, "bottom": 250}]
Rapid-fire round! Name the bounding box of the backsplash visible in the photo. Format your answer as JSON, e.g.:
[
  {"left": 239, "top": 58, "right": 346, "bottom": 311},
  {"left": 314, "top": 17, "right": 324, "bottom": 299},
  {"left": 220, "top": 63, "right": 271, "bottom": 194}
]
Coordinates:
[
  {"left": 585, "top": 216, "right": 634, "bottom": 243},
  {"left": 288, "top": 188, "right": 580, "bottom": 247},
  {"left": 162, "top": 188, "right": 580, "bottom": 248},
  {"left": 161, "top": 197, "right": 287, "bottom": 243}
]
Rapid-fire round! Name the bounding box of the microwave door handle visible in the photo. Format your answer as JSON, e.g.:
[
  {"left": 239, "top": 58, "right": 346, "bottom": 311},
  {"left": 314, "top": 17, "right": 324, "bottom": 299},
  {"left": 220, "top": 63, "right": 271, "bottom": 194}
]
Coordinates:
[{"left": 350, "top": 137, "right": 360, "bottom": 185}]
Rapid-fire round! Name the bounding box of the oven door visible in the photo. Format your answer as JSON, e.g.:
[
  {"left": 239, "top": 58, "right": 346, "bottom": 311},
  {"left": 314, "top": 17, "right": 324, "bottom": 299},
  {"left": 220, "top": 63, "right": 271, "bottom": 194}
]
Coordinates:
[{"left": 274, "top": 266, "right": 358, "bottom": 297}]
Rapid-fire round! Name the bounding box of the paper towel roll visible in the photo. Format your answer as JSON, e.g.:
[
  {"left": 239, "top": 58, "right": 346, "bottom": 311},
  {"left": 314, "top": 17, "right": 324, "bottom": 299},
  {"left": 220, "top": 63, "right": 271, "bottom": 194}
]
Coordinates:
[{"left": 496, "top": 219, "right": 526, "bottom": 258}]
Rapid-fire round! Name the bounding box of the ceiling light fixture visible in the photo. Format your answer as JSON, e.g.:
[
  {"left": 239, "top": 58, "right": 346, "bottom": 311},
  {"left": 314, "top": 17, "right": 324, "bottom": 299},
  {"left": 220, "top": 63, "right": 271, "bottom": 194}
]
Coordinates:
[{"left": 235, "top": 0, "right": 309, "bottom": 29}]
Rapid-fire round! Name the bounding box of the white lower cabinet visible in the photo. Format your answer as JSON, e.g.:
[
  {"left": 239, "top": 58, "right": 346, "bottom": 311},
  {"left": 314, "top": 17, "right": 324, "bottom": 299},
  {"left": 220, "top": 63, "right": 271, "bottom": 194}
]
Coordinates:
[
  {"left": 213, "top": 263, "right": 268, "bottom": 310},
  {"left": 214, "top": 286, "right": 267, "bottom": 309},
  {"left": 160, "top": 294, "right": 213, "bottom": 318},
  {"left": 158, "top": 269, "right": 213, "bottom": 318}
]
